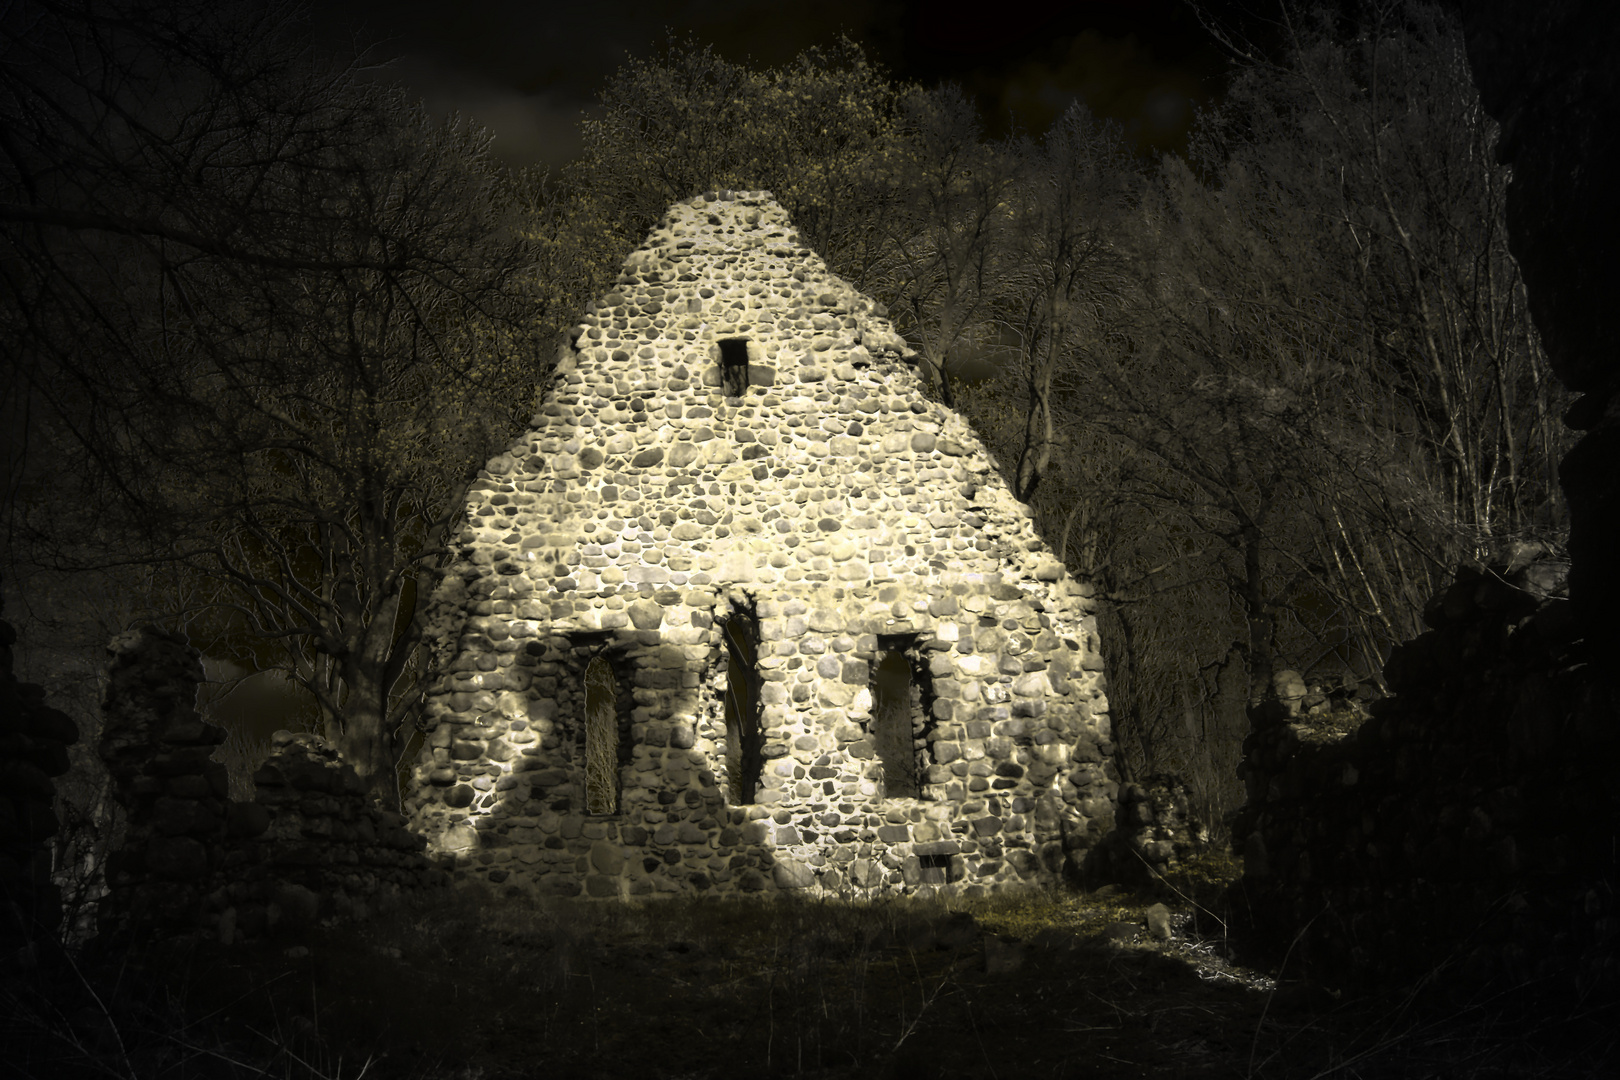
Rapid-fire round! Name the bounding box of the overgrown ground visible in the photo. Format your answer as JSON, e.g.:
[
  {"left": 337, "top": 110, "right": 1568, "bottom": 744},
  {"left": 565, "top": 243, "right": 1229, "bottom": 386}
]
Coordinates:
[{"left": 5, "top": 853, "right": 1615, "bottom": 1079}]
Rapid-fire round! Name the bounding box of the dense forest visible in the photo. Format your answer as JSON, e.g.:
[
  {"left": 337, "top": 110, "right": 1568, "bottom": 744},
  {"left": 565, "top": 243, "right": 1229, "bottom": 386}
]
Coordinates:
[{"left": 2, "top": 0, "right": 1567, "bottom": 843}]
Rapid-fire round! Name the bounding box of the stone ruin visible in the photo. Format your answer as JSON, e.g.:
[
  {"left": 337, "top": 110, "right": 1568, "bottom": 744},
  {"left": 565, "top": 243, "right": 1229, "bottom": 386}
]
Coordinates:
[
  {"left": 1227, "top": 2, "right": 1620, "bottom": 1003},
  {"left": 94, "top": 628, "right": 444, "bottom": 946},
  {"left": 403, "top": 190, "right": 1119, "bottom": 899},
  {"left": 0, "top": 585, "right": 81, "bottom": 965},
  {"left": 1232, "top": 546, "right": 1619, "bottom": 996}
]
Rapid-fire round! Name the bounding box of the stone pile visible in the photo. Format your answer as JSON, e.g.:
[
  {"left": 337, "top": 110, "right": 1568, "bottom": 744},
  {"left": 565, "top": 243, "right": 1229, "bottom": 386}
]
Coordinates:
[
  {"left": 0, "top": 585, "right": 81, "bottom": 964},
  {"left": 407, "top": 191, "right": 1117, "bottom": 898},
  {"left": 94, "top": 628, "right": 444, "bottom": 946},
  {"left": 1232, "top": 546, "right": 1619, "bottom": 998}
]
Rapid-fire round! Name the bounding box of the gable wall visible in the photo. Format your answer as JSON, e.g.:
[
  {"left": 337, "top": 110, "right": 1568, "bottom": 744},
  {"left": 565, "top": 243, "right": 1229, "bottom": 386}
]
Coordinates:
[{"left": 403, "top": 191, "right": 1117, "bottom": 898}]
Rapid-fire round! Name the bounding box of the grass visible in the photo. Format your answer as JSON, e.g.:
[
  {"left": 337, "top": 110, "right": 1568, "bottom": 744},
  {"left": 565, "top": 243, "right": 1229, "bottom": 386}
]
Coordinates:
[{"left": 4, "top": 852, "right": 1614, "bottom": 1079}]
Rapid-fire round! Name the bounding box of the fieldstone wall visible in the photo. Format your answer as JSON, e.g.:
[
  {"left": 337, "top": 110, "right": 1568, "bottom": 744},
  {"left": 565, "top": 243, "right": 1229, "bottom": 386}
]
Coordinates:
[
  {"left": 0, "top": 585, "right": 81, "bottom": 963},
  {"left": 405, "top": 191, "right": 1117, "bottom": 899},
  {"left": 97, "top": 627, "right": 232, "bottom": 941},
  {"left": 1098, "top": 774, "right": 1212, "bottom": 886},
  {"left": 95, "top": 628, "right": 445, "bottom": 947},
  {"left": 241, "top": 731, "right": 448, "bottom": 939},
  {"left": 1231, "top": 548, "right": 1619, "bottom": 997}
]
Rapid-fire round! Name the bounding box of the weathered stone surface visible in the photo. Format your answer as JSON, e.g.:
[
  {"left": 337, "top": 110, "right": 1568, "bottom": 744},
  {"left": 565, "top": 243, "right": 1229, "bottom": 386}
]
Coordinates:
[
  {"left": 773, "top": 858, "right": 815, "bottom": 889},
  {"left": 271, "top": 882, "right": 320, "bottom": 927},
  {"left": 406, "top": 192, "right": 1117, "bottom": 899},
  {"left": 146, "top": 835, "right": 209, "bottom": 880},
  {"left": 0, "top": 604, "right": 81, "bottom": 960},
  {"left": 1145, "top": 903, "right": 1172, "bottom": 941}
]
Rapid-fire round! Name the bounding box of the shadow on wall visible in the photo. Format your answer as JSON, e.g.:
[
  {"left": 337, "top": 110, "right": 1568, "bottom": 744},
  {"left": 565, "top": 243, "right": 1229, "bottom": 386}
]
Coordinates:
[
  {"left": 423, "top": 621, "right": 816, "bottom": 899},
  {"left": 414, "top": 605, "right": 1087, "bottom": 899}
]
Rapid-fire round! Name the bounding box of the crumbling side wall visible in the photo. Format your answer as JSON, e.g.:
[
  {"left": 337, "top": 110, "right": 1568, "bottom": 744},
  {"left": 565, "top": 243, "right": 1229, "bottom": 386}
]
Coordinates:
[
  {"left": 94, "top": 628, "right": 445, "bottom": 946},
  {"left": 0, "top": 588, "right": 80, "bottom": 963},
  {"left": 1231, "top": 552, "right": 1619, "bottom": 998}
]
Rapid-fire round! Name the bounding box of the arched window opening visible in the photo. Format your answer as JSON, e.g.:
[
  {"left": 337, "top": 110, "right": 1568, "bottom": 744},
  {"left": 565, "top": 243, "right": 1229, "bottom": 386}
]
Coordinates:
[
  {"left": 873, "top": 635, "right": 933, "bottom": 799},
  {"left": 721, "top": 606, "right": 764, "bottom": 804},
  {"left": 584, "top": 654, "right": 619, "bottom": 815},
  {"left": 718, "top": 337, "right": 750, "bottom": 397},
  {"left": 872, "top": 648, "right": 918, "bottom": 798}
]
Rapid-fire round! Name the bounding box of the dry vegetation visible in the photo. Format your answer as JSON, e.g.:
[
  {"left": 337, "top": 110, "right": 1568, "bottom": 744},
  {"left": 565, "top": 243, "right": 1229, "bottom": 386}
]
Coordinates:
[{"left": 5, "top": 852, "right": 1614, "bottom": 1079}]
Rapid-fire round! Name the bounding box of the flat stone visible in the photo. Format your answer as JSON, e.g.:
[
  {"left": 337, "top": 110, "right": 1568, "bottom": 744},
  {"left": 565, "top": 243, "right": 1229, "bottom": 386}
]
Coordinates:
[
  {"left": 1146, "top": 903, "right": 1173, "bottom": 941},
  {"left": 773, "top": 858, "right": 816, "bottom": 888},
  {"left": 591, "top": 841, "right": 626, "bottom": 875},
  {"left": 628, "top": 599, "right": 664, "bottom": 629}
]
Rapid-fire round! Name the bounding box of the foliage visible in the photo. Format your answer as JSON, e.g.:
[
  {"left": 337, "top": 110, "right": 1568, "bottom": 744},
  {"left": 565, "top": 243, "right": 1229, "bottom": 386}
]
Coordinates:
[
  {"left": 952, "top": 1, "right": 1568, "bottom": 823},
  {"left": 570, "top": 35, "right": 907, "bottom": 271}
]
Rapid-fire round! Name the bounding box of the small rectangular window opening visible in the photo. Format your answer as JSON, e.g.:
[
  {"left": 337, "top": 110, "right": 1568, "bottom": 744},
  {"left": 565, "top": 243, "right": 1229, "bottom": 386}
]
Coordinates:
[
  {"left": 721, "top": 603, "right": 765, "bottom": 803},
  {"left": 873, "top": 635, "right": 934, "bottom": 799},
  {"left": 918, "top": 852, "right": 953, "bottom": 885},
  {"left": 719, "top": 338, "right": 750, "bottom": 397}
]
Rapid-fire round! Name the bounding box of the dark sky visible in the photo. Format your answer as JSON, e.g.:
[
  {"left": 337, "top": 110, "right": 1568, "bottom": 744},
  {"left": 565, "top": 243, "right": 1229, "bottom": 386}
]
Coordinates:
[{"left": 312, "top": 0, "right": 1241, "bottom": 167}]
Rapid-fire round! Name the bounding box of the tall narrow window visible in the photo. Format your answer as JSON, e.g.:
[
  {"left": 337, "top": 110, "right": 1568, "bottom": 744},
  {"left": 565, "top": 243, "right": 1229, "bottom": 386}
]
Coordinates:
[
  {"left": 718, "top": 338, "right": 750, "bottom": 397},
  {"left": 584, "top": 655, "right": 619, "bottom": 814},
  {"left": 872, "top": 646, "right": 920, "bottom": 798},
  {"left": 721, "top": 607, "right": 764, "bottom": 803}
]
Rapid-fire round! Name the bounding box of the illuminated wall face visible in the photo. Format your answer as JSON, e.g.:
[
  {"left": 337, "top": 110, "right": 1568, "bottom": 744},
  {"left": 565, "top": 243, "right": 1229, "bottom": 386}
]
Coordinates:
[{"left": 406, "top": 192, "right": 1117, "bottom": 899}]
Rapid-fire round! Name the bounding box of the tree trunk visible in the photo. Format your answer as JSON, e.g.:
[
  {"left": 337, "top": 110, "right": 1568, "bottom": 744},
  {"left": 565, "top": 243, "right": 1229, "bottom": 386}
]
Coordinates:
[{"left": 1242, "top": 521, "right": 1276, "bottom": 711}]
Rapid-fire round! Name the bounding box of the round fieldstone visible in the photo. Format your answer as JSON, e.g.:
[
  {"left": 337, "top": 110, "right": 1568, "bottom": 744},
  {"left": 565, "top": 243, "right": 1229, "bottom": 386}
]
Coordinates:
[
  {"left": 146, "top": 835, "right": 209, "bottom": 880},
  {"left": 773, "top": 858, "right": 815, "bottom": 889}
]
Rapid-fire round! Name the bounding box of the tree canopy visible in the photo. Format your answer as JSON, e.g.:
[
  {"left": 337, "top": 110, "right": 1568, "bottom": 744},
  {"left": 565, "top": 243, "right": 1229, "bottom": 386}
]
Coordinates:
[{"left": 2, "top": 0, "right": 549, "bottom": 803}]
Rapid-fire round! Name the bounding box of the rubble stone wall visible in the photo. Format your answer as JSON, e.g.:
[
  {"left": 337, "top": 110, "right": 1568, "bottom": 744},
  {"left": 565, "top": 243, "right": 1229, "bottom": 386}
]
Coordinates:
[
  {"left": 1232, "top": 551, "right": 1619, "bottom": 997},
  {"left": 95, "top": 628, "right": 445, "bottom": 946},
  {"left": 0, "top": 587, "right": 81, "bottom": 962},
  {"left": 404, "top": 191, "right": 1118, "bottom": 899}
]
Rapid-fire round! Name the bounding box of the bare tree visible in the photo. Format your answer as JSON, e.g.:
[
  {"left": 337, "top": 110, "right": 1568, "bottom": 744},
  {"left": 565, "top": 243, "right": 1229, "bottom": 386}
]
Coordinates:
[
  {"left": 990, "top": 103, "right": 1136, "bottom": 500},
  {"left": 2, "top": 0, "right": 547, "bottom": 805}
]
